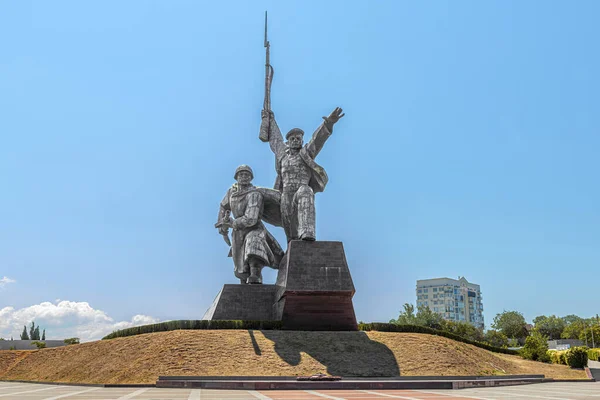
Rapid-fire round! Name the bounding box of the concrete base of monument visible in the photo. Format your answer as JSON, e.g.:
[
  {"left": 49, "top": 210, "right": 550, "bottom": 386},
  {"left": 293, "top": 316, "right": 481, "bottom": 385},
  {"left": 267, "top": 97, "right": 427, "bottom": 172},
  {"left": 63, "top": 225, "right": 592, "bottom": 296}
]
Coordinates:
[
  {"left": 203, "top": 240, "right": 358, "bottom": 330},
  {"left": 156, "top": 375, "right": 549, "bottom": 390}
]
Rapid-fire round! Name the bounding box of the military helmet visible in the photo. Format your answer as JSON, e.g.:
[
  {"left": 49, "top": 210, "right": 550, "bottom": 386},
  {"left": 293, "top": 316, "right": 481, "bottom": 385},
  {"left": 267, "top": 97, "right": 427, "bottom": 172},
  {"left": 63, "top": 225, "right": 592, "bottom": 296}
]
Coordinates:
[
  {"left": 234, "top": 164, "right": 254, "bottom": 180},
  {"left": 285, "top": 128, "right": 305, "bottom": 140}
]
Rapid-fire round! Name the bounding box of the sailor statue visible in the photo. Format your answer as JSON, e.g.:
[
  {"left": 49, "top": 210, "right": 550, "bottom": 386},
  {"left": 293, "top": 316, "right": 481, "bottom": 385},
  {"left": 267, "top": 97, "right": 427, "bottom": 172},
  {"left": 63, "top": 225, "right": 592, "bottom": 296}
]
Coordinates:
[{"left": 259, "top": 108, "right": 344, "bottom": 242}]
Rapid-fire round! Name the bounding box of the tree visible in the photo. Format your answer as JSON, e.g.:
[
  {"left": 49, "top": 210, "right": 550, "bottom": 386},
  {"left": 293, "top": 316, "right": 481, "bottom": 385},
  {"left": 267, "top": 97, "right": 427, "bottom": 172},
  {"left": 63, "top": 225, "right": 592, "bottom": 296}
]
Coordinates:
[
  {"left": 64, "top": 338, "right": 80, "bottom": 345},
  {"left": 414, "top": 305, "right": 445, "bottom": 330},
  {"left": 33, "top": 326, "right": 40, "bottom": 341},
  {"left": 29, "top": 322, "right": 36, "bottom": 340},
  {"left": 562, "top": 314, "right": 583, "bottom": 325},
  {"left": 484, "top": 330, "right": 509, "bottom": 348},
  {"left": 562, "top": 319, "right": 585, "bottom": 340},
  {"left": 491, "top": 310, "right": 528, "bottom": 341},
  {"left": 445, "top": 320, "right": 484, "bottom": 343},
  {"left": 579, "top": 324, "right": 600, "bottom": 348},
  {"left": 533, "top": 315, "right": 566, "bottom": 340},
  {"left": 41, "top": 330, "right": 46, "bottom": 340},
  {"left": 390, "top": 303, "right": 444, "bottom": 330},
  {"left": 521, "top": 330, "right": 550, "bottom": 362},
  {"left": 20, "top": 325, "right": 29, "bottom": 340},
  {"left": 390, "top": 303, "right": 417, "bottom": 325}
]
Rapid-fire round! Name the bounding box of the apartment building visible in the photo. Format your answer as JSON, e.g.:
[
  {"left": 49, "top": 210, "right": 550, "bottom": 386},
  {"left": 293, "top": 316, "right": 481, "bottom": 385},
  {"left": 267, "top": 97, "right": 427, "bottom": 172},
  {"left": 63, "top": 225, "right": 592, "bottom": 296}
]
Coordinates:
[{"left": 416, "top": 276, "right": 484, "bottom": 329}]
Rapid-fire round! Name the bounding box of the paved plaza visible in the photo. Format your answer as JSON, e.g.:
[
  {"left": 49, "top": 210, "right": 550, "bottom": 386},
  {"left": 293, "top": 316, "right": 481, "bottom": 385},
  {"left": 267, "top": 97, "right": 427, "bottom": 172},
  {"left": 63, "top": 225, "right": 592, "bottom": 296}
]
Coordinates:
[{"left": 0, "top": 381, "right": 599, "bottom": 400}]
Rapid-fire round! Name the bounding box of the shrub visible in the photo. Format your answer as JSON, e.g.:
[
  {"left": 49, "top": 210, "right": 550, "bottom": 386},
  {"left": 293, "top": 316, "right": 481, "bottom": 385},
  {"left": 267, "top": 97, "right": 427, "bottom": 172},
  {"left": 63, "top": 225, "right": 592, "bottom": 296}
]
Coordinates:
[
  {"left": 102, "top": 320, "right": 283, "bottom": 340},
  {"left": 588, "top": 348, "right": 600, "bottom": 362},
  {"left": 565, "top": 346, "right": 588, "bottom": 368},
  {"left": 31, "top": 341, "right": 46, "bottom": 349},
  {"left": 521, "top": 331, "right": 550, "bottom": 362},
  {"left": 548, "top": 350, "right": 566, "bottom": 364},
  {"left": 484, "top": 330, "right": 509, "bottom": 348},
  {"left": 548, "top": 350, "right": 568, "bottom": 365},
  {"left": 64, "top": 338, "right": 80, "bottom": 345},
  {"left": 358, "top": 323, "right": 519, "bottom": 355}
]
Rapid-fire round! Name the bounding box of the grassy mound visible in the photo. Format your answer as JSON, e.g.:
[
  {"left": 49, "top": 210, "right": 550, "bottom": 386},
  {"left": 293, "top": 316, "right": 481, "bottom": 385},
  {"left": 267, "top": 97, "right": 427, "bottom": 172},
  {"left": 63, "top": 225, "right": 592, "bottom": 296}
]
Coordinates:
[
  {"left": 0, "top": 330, "right": 587, "bottom": 384},
  {"left": 103, "top": 320, "right": 518, "bottom": 356}
]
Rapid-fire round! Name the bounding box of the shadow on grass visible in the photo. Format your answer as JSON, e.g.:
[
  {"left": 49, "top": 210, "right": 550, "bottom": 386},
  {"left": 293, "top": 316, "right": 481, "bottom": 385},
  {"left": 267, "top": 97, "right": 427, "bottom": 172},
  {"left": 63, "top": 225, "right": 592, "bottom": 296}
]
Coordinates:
[
  {"left": 248, "top": 330, "right": 262, "bottom": 355},
  {"left": 260, "top": 330, "right": 400, "bottom": 377}
]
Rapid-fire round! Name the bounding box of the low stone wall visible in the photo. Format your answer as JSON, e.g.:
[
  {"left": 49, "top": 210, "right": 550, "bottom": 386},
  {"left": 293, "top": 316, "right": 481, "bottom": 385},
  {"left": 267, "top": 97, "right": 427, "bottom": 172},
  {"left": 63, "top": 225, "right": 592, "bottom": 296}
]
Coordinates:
[{"left": 0, "top": 340, "right": 67, "bottom": 350}]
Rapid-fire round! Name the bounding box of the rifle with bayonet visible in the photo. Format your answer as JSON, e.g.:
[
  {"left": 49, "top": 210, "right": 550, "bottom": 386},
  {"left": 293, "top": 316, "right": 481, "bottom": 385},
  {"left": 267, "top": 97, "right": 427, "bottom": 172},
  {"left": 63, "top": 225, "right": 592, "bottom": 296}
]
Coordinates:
[{"left": 259, "top": 11, "right": 274, "bottom": 142}]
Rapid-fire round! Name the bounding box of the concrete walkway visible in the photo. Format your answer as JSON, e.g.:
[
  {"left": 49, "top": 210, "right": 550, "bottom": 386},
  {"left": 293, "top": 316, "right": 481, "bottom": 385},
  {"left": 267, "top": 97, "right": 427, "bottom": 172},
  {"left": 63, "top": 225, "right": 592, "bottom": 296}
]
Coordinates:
[
  {"left": 589, "top": 360, "right": 600, "bottom": 381},
  {"left": 0, "top": 381, "right": 598, "bottom": 399}
]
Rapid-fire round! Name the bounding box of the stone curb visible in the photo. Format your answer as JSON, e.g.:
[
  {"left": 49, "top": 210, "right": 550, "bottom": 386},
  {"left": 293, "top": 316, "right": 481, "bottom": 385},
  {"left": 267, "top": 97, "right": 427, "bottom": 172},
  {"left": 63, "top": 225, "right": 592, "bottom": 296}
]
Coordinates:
[
  {"left": 0, "top": 379, "right": 155, "bottom": 388},
  {"left": 156, "top": 376, "right": 551, "bottom": 390}
]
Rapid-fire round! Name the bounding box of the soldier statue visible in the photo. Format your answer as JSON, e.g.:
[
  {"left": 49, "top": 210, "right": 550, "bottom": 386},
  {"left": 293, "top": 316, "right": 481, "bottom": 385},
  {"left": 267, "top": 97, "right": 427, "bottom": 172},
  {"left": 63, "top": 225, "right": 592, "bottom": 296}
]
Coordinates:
[
  {"left": 215, "top": 165, "right": 284, "bottom": 284},
  {"left": 259, "top": 107, "right": 344, "bottom": 242}
]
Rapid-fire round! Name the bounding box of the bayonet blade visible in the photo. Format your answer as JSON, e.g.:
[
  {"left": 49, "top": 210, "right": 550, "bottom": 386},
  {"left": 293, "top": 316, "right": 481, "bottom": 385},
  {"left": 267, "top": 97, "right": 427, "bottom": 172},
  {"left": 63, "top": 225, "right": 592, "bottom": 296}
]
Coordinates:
[{"left": 264, "top": 11, "right": 269, "bottom": 48}]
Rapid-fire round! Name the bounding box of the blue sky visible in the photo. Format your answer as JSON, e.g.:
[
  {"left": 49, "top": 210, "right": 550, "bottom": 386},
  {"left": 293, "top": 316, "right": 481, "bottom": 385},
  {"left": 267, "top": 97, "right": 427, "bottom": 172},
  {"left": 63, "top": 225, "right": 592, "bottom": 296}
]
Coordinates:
[{"left": 1, "top": 1, "right": 599, "bottom": 340}]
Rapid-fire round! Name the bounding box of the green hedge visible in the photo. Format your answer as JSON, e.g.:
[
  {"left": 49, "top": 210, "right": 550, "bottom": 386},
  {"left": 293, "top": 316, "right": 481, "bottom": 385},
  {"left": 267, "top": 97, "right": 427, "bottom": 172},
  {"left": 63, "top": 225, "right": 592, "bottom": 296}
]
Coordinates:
[
  {"left": 550, "top": 347, "right": 595, "bottom": 367},
  {"left": 102, "top": 320, "right": 283, "bottom": 340},
  {"left": 357, "top": 323, "right": 519, "bottom": 355},
  {"left": 548, "top": 350, "right": 568, "bottom": 365},
  {"left": 588, "top": 348, "right": 600, "bottom": 361}
]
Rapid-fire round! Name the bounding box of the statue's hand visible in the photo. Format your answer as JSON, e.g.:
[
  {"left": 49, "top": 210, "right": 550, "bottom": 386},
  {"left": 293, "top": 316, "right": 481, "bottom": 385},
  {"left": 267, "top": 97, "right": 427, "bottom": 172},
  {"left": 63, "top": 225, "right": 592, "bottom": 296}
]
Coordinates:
[
  {"left": 218, "top": 216, "right": 234, "bottom": 231},
  {"left": 323, "top": 107, "right": 345, "bottom": 125},
  {"left": 261, "top": 109, "right": 274, "bottom": 120}
]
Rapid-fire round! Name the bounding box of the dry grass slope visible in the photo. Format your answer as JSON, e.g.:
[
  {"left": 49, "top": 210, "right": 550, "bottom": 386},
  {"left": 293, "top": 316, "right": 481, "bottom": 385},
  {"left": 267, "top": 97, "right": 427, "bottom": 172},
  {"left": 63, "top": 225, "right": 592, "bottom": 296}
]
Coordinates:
[{"left": 0, "top": 330, "right": 587, "bottom": 384}]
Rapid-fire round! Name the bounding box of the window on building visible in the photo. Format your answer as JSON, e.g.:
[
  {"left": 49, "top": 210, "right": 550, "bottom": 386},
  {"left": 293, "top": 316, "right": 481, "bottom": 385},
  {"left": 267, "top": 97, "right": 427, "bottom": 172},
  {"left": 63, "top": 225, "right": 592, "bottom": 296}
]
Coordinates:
[{"left": 433, "top": 288, "right": 437, "bottom": 292}]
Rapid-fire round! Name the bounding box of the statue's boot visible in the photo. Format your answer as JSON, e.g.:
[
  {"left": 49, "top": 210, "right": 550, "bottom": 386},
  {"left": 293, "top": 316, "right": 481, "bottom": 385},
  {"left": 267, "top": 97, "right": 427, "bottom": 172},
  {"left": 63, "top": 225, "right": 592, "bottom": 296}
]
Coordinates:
[{"left": 247, "top": 266, "right": 263, "bottom": 284}]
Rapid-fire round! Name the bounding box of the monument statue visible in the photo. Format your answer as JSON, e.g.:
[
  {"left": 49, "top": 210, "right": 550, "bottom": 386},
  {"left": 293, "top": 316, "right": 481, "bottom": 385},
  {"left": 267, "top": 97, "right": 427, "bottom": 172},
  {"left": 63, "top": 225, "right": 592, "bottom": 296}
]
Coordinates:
[
  {"left": 204, "top": 14, "right": 357, "bottom": 330},
  {"left": 259, "top": 108, "right": 344, "bottom": 241},
  {"left": 257, "top": 14, "right": 344, "bottom": 242},
  {"left": 215, "top": 165, "right": 284, "bottom": 284}
]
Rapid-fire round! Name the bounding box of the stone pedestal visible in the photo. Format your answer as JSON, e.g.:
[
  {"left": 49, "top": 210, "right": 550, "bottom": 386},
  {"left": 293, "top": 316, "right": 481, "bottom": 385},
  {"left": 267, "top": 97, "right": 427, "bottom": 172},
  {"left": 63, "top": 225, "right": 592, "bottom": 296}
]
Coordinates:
[
  {"left": 202, "top": 284, "right": 278, "bottom": 321},
  {"left": 204, "top": 240, "right": 357, "bottom": 330},
  {"left": 275, "top": 240, "right": 357, "bottom": 330}
]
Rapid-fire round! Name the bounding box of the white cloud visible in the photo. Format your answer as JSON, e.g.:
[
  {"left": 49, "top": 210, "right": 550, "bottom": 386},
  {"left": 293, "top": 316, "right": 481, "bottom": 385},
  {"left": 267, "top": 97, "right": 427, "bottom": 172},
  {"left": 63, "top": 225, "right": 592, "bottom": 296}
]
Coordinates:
[
  {"left": 0, "top": 301, "right": 159, "bottom": 342},
  {"left": 0, "top": 276, "right": 16, "bottom": 288}
]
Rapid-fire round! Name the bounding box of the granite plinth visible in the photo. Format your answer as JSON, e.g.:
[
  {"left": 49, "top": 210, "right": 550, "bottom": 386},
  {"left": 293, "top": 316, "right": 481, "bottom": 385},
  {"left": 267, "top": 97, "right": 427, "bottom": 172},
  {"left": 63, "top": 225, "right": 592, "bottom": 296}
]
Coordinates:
[
  {"left": 204, "top": 241, "right": 357, "bottom": 330},
  {"left": 275, "top": 240, "right": 357, "bottom": 330},
  {"left": 202, "top": 284, "right": 277, "bottom": 321},
  {"left": 275, "top": 241, "right": 355, "bottom": 293}
]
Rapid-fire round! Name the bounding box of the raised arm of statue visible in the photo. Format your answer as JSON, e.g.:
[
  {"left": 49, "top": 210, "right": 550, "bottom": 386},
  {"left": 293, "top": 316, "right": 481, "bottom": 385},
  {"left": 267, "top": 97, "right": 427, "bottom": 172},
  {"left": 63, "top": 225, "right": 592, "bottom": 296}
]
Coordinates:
[
  {"left": 261, "top": 110, "right": 285, "bottom": 157},
  {"left": 306, "top": 107, "right": 345, "bottom": 159}
]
